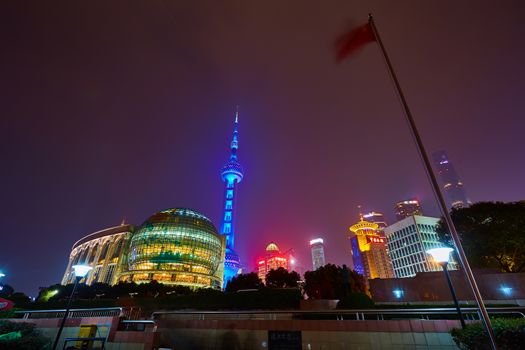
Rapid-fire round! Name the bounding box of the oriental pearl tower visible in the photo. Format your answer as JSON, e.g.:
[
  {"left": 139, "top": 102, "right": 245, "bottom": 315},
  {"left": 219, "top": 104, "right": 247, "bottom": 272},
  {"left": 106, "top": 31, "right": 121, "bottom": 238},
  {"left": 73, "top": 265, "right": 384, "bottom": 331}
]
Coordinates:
[{"left": 220, "top": 109, "right": 244, "bottom": 286}]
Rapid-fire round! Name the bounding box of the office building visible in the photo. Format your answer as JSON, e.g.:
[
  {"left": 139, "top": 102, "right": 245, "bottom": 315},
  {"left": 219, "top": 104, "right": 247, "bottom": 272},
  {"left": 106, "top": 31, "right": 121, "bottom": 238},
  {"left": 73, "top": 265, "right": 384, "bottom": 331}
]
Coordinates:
[
  {"left": 384, "top": 215, "right": 458, "bottom": 278},
  {"left": 363, "top": 211, "right": 388, "bottom": 234},
  {"left": 257, "top": 242, "right": 289, "bottom": 283},
  {"left": 309, "top": 238, "right": 326, "bottom": 270},
  {"left": 394, "top": 199, "right": 423, "bottom": 221},
  {"left": 349, "top": 218, "right": 394, "bottom": 280},
  {"left": 432, "top": 151, "right": 470, "bottom": 209}
]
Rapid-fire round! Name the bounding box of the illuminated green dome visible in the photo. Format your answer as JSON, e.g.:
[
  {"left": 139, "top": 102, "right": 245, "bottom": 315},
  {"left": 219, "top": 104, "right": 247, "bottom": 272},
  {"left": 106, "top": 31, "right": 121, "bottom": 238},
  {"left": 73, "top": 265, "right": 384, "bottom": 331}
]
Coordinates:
[{"left": 120, "top": 208, "right": 225, "bottom": 289}]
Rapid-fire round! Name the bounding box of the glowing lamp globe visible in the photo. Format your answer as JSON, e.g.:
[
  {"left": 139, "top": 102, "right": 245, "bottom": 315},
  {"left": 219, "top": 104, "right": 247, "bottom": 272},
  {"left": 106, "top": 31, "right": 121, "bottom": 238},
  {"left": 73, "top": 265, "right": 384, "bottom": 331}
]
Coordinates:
[
  {"left": 426, "top": 247, "right": 454, "bottom": 264},
  {"left": 72, "top": 265, "right": 93, "bottom": 278}
]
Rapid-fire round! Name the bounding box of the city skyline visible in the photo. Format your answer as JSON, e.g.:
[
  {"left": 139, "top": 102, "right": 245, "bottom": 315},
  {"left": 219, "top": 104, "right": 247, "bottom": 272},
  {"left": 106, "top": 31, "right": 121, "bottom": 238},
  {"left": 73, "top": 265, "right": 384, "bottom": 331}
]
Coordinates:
[{"left": 2, "top": 1, "right": 525, "bottom": 294}]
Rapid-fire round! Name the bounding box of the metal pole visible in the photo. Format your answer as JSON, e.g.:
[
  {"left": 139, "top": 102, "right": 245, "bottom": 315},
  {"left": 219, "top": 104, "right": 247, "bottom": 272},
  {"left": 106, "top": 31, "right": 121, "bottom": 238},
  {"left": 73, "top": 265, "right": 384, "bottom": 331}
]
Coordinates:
[
  {"left": 368, "top": 13, "right": 497, "bottom": 349},
  {"left": 442, "top": 263, "right": 466, "bottom": 328},
  {"left": 52, "top": 277, "right": 79, "bottom": 350}
]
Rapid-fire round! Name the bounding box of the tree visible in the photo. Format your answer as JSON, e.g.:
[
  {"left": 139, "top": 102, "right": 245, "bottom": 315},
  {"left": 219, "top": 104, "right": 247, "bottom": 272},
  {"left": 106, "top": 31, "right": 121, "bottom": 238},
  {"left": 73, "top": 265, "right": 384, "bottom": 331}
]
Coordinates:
[
  {"left": 265, "top": 268, "right": 300, "bottom": 288},
  {"left": 436, "top": 201, "right": 525, "bottom": 272},
  {"left": 303, "top": 264, "right": 366, "bottom": 299},
  {"left": 0, "top": 321, "right": 50, "bottom": 350},
  {"left": 225, "top": 273, "right": 263, "bottom": 293}
]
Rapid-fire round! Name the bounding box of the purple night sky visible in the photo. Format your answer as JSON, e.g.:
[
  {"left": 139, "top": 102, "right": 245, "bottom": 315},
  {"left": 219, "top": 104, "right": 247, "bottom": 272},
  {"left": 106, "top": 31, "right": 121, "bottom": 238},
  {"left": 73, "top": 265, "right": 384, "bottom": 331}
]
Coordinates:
[{"left": 1, "top": 1, "right": 524, "bottom": 294}]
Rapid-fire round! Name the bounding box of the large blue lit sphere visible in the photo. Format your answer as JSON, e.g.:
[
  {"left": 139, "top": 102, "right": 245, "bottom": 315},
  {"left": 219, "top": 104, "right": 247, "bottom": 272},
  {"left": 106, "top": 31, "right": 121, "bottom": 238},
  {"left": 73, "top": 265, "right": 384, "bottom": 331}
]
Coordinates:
[
  {"left": 221, "top": 160, "right": 244, "bottom": 183},
  {"left": 223, "top": 247, "right": 242, "bottom": 287}
]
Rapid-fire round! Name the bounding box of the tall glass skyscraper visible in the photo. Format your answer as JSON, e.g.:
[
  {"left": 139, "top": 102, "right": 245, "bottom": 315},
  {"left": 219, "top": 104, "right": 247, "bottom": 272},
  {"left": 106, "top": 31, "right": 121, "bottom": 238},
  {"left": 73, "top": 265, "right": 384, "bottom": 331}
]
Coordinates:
[
  {"left": 220, "top": 111, "right": 244, "bottom": 285},
  {"left": 394, "top": 199, "right": 423, "bottom": 221},
  {"left": 432, "top": 151, "right": 470, "bottom": 209},
  {"left": 309, "top": 238, "right": 326, "bottom": 270}
]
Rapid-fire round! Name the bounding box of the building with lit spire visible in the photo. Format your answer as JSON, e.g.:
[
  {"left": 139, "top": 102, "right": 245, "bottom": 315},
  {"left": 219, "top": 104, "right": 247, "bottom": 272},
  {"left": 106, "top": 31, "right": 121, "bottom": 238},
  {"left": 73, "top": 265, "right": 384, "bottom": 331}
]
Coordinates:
[
  {"left": 432, "top": 151, "right": 471, "bottom": 209},
  {"left": 220, "top": 110, "right": 244, "bottom": 285},
  {"left": 394, "top": 199, "right": 423, "bottom": 221},
  {"left": 349, "top": 216, "right": 394, "bottom": 281}
]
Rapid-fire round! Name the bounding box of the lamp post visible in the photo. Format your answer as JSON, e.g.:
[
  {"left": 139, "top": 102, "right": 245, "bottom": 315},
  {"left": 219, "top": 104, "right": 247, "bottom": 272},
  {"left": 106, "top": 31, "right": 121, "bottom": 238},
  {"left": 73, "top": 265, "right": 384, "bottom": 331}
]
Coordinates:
[
  {"left": 427, "top": 247, "right": 466, "bottom": 329},
  {"left": 52, "top": 264, "right": 92, "bottom": 350},
  {"left": 0, "top": 272, "right": 4, "bottom": 292}
]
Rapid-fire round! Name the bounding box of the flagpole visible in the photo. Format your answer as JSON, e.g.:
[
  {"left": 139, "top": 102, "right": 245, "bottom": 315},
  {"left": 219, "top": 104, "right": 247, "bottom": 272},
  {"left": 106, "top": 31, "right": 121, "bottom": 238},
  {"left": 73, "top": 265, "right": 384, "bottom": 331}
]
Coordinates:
[{"left": 367, "top": 13, "right": 497, "bottom": 349}]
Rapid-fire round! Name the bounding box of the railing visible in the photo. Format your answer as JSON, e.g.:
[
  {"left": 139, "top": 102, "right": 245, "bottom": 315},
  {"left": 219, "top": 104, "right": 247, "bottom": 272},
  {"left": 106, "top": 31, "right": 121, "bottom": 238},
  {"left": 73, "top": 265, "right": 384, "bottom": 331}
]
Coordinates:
[
  {"left": 14, "top": 307, "right": 124, "bottom": 319},
  {"left": 118, "top": 319, "right": 156, "bottom": 332},
  {"left": 62, "top": 337, "right": 106, "bottom": 350},
  {"left": 11, "top": 306, "right": 525, "bottom": 322},
  {"left": 152, "top": 307, "right": 525, "bottom": 321}
]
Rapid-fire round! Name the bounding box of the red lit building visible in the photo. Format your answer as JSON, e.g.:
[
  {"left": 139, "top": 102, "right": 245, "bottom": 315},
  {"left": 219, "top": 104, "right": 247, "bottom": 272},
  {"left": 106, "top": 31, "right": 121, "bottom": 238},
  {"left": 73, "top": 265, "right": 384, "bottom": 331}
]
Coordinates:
[{"left": 256, "top": 242, "right": 289, "bottom": 283}]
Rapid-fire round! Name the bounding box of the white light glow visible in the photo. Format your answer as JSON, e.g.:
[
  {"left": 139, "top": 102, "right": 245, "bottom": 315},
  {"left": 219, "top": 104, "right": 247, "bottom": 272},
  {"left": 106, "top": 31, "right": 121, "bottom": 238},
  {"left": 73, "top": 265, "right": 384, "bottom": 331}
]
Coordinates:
[
  {"left": 500, "top": 286, "right": 513, "bottom": 296},
  {"left": 426, "top": 247, "right": 454, "bottom": 263},
  {"left": 0, "top": 273, "right": 5, "bottom": 278},
  {"left": 310, "top": 238, "right": 324, "bottom": 245},
  {"left": 393, "top": 289, "right": 404, "bottom": 298},
  {"left": 72, "top": 265, "right": 93, "bottom": 278}
]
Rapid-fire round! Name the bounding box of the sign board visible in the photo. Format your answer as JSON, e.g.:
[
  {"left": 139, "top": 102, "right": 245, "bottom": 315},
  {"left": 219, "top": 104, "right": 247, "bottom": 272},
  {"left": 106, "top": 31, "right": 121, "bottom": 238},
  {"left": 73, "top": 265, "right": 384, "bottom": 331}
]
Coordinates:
[{"left": 268, "top": 330, "right": 301, "bottom": 350}]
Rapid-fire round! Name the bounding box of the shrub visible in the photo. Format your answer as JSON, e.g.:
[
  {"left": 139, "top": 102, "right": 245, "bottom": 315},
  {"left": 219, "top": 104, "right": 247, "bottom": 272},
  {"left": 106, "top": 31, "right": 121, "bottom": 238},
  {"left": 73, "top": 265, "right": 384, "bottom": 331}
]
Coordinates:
[
  {"left": 0, "top": 320, "right": 50, "bottom": 350},
  {"left": 336, "top": 293, "right": 374, "bottom": 309},
  {"left": 451, "top": 318, "right": 525, "bottom": 350}
]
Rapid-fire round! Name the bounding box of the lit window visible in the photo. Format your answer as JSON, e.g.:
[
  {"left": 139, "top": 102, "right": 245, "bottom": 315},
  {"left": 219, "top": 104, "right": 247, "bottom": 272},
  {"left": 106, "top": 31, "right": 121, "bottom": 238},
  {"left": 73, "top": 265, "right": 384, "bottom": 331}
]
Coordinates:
[
  {"left": 225, "top": 201, "right": 233, "bottom": 210},
  {"left": 226, "top": 190, "right": 234, "bottom": 199}
]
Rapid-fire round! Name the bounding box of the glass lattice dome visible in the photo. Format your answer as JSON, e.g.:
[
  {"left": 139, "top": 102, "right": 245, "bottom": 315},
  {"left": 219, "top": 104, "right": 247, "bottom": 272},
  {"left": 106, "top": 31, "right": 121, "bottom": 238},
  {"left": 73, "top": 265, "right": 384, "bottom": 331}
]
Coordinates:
[{"left": 119, "top": 208, "right": 225, "bottom": 288}]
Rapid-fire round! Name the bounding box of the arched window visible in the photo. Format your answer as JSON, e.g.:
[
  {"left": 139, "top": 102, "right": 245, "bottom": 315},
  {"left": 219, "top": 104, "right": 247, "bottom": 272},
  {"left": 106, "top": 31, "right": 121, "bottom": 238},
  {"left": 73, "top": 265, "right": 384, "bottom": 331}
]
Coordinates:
[{"left": 111, "top": 239, "right": 124, "bottom": 259}]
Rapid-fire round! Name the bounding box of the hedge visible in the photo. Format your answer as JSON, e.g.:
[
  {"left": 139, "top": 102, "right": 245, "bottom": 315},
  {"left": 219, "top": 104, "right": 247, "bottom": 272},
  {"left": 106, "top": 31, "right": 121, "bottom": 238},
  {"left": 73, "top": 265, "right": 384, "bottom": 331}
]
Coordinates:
[{"left": 451, "top": 318, "right": 525, "bottom": 350}]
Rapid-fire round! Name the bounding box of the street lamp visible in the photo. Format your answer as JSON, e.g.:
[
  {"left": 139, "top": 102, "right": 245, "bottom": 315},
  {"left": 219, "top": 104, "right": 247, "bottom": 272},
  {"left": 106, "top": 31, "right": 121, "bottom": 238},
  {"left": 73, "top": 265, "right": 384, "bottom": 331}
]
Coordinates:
[
  {"left": 0, "top": 272, "right": 5, "bottom": 292},
  {"left": 52, "top": 264, "right": 93, "bottom": 350},
  {"left": 426, "top": 247, "right": 466, "bottom": 329}
]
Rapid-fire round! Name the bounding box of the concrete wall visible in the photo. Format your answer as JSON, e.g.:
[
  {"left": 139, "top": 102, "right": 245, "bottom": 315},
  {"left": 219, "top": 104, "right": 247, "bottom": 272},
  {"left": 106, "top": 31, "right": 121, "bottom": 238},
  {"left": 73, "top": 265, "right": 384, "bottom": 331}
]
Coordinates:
[
  {"left": 156, "top": 318, "right": 461, "bottom": 350},
  {"left": 9, "top": 316, "right": 158, "bottom": 350},
  {"left": 369, "top": 269, "right": 525, "bottom": 304}
]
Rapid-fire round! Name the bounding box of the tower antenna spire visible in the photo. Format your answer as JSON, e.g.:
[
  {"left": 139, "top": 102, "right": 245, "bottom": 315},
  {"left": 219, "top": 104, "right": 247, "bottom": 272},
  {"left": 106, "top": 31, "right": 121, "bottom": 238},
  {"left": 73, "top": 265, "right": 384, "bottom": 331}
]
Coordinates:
[{"left": 219, "top": 107, "right": 245, "bottom": 286}]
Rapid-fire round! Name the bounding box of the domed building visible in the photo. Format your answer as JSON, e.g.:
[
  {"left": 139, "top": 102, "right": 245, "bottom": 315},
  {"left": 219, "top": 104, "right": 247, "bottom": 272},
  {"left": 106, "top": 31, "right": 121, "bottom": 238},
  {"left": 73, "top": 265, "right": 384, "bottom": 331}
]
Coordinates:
[
  {"left": 61, "top": 208, "right": 226, "bottom": 289},
  {"left": 61, "top": 224, "right": 134, "bottom": 286},
  {"left": 256, "top": 242, "right": 290, "bottom": 283},
  {"left": 118, "top": 208, "right": 226, "bottom": 289}
]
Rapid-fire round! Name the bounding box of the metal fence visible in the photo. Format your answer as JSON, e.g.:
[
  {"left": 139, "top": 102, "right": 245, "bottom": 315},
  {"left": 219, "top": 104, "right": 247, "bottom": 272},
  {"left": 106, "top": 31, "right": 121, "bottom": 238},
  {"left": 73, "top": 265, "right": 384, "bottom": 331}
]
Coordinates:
[
  {"left": 152, "top": 307, "right": 525, "bottom": 321},
  {"left": 14, "top": 307, "right": 124, "bottom": 320}
]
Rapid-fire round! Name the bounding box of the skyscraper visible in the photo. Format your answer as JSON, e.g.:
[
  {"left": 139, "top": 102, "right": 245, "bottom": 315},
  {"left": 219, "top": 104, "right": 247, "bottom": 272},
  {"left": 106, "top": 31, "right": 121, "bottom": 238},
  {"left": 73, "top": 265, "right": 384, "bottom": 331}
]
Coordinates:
[
  {"left": 349, "top": 217, "right": 394, "bottom": 280},
  {"left": 220, "top": 111, "right": 243, "bottom": 285},
  {"left": 362, "top": 211, "right": 388, "bottom": 234},
  {"left": 384, "top": 215, "right": 458, "bottom": 278},
  {"left": 257, "top": 242, "right": 289, "bottom": 283},
  {"left": 432, "top": 151, "right": 470, "bottom": 209},
  {"left": 394, "top": 199, "right": 423, "bottom": 221},
  {"left": 309, "top": 238, "right": 326, "bottom": 270}
]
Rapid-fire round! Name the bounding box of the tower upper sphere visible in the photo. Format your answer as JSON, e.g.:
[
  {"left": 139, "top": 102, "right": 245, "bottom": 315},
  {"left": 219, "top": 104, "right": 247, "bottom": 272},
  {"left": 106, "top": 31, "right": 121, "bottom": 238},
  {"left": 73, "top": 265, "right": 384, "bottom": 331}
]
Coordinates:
[{"left": 221, "top": 111, "right": 244, "bottom": 183}]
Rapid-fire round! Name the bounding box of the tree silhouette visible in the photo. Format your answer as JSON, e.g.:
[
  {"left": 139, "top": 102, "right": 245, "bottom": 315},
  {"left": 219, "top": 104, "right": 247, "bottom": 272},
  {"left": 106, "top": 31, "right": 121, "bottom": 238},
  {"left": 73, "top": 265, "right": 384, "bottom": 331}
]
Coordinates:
[
  {"left": 436, "top": 201, "right": 525, "bottom": 272},
  {"left": 303, "top": 264, "right": 366, "bottom": 299},
  {"left": 225, "top": 273, "right": 263, "bottom": 293},
  {"left": 265, "top": 268, "right": 300, "bottom": 288}
]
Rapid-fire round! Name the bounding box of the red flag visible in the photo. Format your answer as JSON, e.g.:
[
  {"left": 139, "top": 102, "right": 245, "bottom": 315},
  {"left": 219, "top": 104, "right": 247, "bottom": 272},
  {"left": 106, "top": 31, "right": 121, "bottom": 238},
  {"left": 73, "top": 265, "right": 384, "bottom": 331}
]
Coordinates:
[
  {"left": 336, "top": 22, "right": 375, "bottom": 62},
  {"left": 0, "top": 297, "right": 14, "bottom": 311}
]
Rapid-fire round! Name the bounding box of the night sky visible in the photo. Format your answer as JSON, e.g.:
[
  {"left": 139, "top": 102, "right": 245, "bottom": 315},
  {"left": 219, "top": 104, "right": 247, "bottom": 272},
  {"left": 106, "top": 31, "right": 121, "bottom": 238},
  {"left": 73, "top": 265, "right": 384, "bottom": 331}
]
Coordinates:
[{"left": 2, "top": 1, "right": 524, "bottom": 295}]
